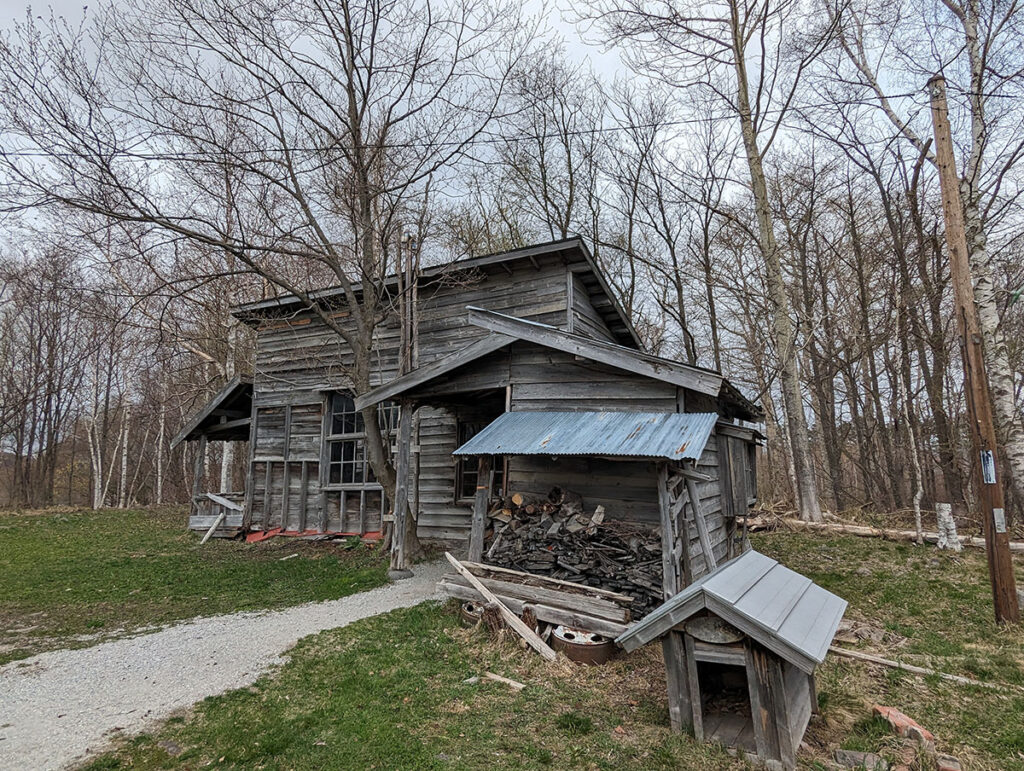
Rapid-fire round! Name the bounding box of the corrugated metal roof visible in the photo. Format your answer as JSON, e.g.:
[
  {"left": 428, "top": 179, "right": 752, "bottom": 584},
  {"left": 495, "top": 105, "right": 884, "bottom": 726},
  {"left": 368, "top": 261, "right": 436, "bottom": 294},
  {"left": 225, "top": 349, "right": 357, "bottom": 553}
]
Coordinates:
[
  {"left": 452, "top": 411, "right": 718, "bottom": 461},
  {"left": 615, "top": 549, "right": 847, "bottom": 673}
]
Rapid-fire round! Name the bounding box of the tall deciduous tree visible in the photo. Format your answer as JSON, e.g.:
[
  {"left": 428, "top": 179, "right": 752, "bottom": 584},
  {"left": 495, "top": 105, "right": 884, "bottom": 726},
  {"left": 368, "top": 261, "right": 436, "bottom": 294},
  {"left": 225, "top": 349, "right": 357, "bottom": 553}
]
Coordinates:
[{"left": 581, "top": 0, "right": 837, "bottom": 521}]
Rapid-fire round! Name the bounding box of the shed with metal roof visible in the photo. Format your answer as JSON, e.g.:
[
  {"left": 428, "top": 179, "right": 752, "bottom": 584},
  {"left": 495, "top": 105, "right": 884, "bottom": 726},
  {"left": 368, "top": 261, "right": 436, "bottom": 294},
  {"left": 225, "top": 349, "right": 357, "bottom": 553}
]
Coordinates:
[{"left": 615, "top": 550, "right": 846, "bottom": 770}]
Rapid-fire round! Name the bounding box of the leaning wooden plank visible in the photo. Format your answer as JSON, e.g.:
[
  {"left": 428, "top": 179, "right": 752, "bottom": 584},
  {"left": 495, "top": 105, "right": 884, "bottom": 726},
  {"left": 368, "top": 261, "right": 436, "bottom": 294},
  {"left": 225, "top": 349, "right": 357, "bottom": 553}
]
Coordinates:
[
  {"left": 685, "top": 475, "right": 718, "bottom": 572},
  {"left": 442, "top": 573, "right": 630, "bottom": 623},
  {"left": 205, "top": 492, "right": 244, "bottom": 511},
  {"left": 200, "top": 511, "right": 226, "bottom": 545},
  {"left": 444, "top": 552, "right": 557, "bottom": 661},
  {"left": 437, "top": 580, "right": 629, "bottom": 638}
]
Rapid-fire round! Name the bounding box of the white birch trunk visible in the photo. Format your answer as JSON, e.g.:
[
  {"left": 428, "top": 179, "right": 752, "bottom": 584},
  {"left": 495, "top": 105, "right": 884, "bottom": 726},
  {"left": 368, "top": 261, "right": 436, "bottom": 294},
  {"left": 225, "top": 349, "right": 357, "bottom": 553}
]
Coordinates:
[
  {"left": 117, "top": 404, "right": 130, "bottom": 509},
  {"left": 957, "top": 0, "right": 1024, "bottom": 515},
  {"left": 87, "top": 417, "right": 104, "bottom": 509},
  {"left": 156, "top": 404, "right": 165, "bottom": 504},
  {"left": 730, "top": 18, "right": 821, "bottom": 522}
]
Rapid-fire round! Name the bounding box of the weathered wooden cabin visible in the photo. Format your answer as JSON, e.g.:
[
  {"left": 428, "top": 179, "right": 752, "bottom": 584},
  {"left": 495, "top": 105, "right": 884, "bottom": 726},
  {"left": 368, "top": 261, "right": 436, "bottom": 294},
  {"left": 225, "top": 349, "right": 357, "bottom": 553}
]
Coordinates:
[
  {"left": 175, "top": 238, "right": 763, "bottom": 578},
  {"left": 616, "top": 551, "right": 846, "bottom": 770}
]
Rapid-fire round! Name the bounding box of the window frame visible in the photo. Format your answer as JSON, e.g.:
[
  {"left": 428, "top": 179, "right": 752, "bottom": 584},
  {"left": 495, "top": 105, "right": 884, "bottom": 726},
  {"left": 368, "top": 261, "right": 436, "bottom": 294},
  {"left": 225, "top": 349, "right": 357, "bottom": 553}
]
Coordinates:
[
  {"left": 321, "top": 393, "right": 399, "bottom": 491},
  {"left": 454, "top": 419, "right": 505, "bottom": 503}
]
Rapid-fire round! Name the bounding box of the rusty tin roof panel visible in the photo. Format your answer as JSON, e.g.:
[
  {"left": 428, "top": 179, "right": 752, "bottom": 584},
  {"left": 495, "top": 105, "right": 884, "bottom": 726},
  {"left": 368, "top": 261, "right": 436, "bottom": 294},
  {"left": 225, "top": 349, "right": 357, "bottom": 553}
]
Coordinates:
[{"left": 452, "top": 411, "right": 719, "bottom": 461}]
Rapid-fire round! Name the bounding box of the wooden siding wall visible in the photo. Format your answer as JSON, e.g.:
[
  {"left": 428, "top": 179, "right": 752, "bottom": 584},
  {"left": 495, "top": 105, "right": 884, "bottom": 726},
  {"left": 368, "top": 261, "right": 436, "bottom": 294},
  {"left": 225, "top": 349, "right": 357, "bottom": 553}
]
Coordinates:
[
  {"left": 569, "top": 272, "right": 616, "bottom": 342},
  {"left": 415, "top": 261, "right": 569, "bottom": 357},
  {"left": 249, "top": 253, "right": 621, "bottom": 536},
  {"left": 249, "top": 400, "right": 324, "bottom": 531},
  {"left": 508, "top": 345, "right": 679, "bottom": 412}
]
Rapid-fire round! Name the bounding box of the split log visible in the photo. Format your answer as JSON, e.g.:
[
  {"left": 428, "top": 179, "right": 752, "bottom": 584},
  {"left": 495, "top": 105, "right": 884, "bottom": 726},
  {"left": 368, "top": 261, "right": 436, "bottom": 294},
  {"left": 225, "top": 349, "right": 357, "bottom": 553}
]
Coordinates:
[{"left": 444, "top": 552, "right": 558, "bottom": 662}]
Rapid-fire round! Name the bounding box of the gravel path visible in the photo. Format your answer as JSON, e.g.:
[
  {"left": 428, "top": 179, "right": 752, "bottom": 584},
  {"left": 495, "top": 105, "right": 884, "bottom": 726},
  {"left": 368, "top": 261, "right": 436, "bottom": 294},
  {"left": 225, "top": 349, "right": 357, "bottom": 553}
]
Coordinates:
[{"left": 0, "top": 561, "right": 446, "bottom": 771}]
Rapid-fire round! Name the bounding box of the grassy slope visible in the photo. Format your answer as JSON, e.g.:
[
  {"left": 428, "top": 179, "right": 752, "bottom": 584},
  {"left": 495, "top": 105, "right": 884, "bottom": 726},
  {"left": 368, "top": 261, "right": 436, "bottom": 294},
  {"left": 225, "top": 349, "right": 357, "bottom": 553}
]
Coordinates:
[
  {"left": 80, "top": 531, "right": 1024, "bottom": 771},
  {"left": 0, "top": 507, "right": 388, "bottom": 665}
]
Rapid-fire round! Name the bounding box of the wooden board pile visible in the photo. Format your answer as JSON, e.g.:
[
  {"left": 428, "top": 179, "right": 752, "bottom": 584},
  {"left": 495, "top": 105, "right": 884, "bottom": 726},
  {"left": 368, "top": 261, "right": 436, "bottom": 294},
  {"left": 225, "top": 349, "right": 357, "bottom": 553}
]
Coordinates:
[
  {"left": 438, "top": 558, "right": 633, "bottom": 639},
  {"left": 485, "top": 487, "right": 664, "bottom": 618}
]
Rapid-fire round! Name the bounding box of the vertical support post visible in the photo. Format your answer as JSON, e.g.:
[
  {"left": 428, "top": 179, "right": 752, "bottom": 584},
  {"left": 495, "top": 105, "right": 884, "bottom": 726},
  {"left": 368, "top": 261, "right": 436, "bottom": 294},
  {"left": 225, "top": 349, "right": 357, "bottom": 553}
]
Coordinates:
[
  {"left": 661, "top": 630, "right": 692, "bottom": 734},
  {"left": 298, "top": 460, "right": 308, "bottom": 532},
  {"left": 281, "top": 462, "right": 291, "bottom": 530},
  {"left": 928, "top": 75, "right": 1019, "bottom": 624},
  {"left": 390, "top": 402, "right": 413, "bottom": 572},
  {"left": 468, "top": 455, "right": 492, "bottom": 562},
  {"left": 191, "top": 434, "right": 208, "bottom": 517},
  {"left": 318, "top": 393, "right": 330, "bottom": 532},
  {"left": 681, "top": 633, "right": 704, "bottom": 741},
  {"left": 242, "top": 407, "right": 258, "bottom": 529},
  {"left": 657, "top": 462, "right": 678, "bottom": 599}
]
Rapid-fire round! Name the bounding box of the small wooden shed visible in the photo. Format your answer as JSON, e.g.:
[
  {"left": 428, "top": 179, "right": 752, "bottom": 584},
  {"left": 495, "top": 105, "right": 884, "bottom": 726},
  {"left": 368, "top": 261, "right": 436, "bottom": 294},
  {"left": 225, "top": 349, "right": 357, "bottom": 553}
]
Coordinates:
[
  {"left": 616, "top": 550, "right": 846, "bottom": 771},
  {"left": 170, "top": 375, "right": 253, "bottom": 537}
]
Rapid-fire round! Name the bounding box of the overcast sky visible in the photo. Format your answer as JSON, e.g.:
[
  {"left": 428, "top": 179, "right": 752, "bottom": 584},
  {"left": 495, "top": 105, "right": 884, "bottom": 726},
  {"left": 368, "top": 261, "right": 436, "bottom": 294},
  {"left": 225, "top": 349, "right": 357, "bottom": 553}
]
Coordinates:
[{"left": 1, "top": 0, "right": 626, "bottom": 78}]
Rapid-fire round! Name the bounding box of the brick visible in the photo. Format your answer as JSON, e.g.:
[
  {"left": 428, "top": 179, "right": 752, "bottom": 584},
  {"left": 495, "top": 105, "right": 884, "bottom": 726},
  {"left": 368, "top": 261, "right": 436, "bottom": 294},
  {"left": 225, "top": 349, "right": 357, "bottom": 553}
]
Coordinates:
[{"left": 872, "top": 705, "right": 936, "bottom": 746}]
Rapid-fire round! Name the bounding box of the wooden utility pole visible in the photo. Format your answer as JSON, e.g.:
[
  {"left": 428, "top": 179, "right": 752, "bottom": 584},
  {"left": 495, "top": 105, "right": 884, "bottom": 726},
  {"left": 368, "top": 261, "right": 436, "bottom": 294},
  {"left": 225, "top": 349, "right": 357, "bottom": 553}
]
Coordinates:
[{"left": 928, "top": 75, "right": 1020, "bottom": 624}]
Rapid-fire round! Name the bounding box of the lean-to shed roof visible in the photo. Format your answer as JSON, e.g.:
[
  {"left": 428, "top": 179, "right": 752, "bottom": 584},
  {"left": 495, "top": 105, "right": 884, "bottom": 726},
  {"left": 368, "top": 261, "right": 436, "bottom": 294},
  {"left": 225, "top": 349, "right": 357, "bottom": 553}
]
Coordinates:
[
  {"left": 451, "top": 411, "right": 719, "bottom": 461},
  {"left": 170, "top": 375, "right": 253, "bottom": 448},
  {"left": 616, "top": 550, "right": 847, "bottom": 674}
]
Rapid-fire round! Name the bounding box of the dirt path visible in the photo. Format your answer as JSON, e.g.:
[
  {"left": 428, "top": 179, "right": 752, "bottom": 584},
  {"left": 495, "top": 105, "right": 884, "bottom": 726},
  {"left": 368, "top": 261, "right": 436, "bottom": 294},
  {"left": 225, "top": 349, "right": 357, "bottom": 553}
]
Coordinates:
[{"left": 0, "top": 561, "right": 445, "bottom": 771}]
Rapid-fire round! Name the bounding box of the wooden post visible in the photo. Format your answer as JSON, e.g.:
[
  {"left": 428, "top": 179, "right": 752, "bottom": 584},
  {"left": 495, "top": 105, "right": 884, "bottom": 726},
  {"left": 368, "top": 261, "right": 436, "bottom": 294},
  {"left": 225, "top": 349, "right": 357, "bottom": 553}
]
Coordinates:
[
  {"left": 468, "top": 455, "right": 492, "bottom": 562},
  {"left": 390, "top": 402, "right": 413, "bottom": 572},
  {"left": 657, "top": 463, "right": 678, "bottom": 598},
  {"left": 661, "top": 631, "right": 692, "bottom": 733},
  {"left": 191, "top": 434, "right": 207, "bottom": 517},
  {"left": 928, "top": 75, "right": 1020, "bottom": 624}
]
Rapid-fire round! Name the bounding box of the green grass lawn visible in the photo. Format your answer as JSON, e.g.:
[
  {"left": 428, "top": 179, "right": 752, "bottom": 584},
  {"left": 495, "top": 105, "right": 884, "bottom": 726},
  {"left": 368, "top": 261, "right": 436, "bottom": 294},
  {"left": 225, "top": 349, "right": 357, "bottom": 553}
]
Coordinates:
[
  {"left": 0, "top": 507, "right": 388, "bottom": 665},
  {"left": 79, "top": 530, "right": 1024, "bottom": 771}
]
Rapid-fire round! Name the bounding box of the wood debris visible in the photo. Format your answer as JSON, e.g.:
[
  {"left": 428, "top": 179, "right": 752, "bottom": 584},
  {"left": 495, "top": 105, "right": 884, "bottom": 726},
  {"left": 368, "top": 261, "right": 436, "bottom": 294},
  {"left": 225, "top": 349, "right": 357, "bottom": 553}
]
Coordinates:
[{"left": 484, "top": 487, "right": 663, "bottom": 617}]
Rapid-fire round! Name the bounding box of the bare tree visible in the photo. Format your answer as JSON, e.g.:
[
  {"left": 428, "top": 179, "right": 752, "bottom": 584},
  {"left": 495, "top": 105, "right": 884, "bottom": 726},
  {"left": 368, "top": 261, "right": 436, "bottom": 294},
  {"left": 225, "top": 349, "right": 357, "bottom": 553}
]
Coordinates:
[
  {"left": 579, "top": 0, "right": 837, "bottom": 521},
  {"left": 0, "top": 0, "right": 537, "bottom": 548}
]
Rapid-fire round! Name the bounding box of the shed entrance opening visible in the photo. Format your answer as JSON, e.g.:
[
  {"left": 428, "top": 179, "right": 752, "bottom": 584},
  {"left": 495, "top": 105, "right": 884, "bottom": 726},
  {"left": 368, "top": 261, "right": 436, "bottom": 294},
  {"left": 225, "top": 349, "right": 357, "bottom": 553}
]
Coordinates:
[{"left": 697, "top": 660, "right": 756, "bottom": 753}]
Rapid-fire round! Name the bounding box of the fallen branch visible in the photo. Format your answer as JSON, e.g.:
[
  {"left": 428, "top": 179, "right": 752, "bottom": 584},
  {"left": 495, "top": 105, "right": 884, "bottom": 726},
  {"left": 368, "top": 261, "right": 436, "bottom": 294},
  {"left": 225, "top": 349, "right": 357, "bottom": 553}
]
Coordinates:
[
  {"left": 746, "top": 517, "right": 1024, "bottom": 553},
  {"left": 444, "top": 552, "right": 558, "bottom": 662},
  {"left": 829, "top": 645, "right": 1023, "bottom": 691}
]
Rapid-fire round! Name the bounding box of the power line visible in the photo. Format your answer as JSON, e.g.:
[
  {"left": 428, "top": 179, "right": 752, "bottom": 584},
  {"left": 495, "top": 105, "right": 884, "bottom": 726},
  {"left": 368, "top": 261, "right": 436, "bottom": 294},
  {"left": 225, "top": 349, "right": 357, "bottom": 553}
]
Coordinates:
[{"left": 0, "top": 91, "right": 957, "bottom": 160}]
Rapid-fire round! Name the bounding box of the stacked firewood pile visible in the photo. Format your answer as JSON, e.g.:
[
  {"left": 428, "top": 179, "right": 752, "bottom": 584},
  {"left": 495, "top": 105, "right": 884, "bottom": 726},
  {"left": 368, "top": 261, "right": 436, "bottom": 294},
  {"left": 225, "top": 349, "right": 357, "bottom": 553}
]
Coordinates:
[{"left": 485, "top": 487, "right": 664, "bottom": 617}]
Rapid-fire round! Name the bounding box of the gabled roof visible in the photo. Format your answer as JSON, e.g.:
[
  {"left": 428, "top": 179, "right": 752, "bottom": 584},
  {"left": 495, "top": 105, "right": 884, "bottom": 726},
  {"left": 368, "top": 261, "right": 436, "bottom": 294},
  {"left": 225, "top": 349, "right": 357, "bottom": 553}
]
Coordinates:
[
  {"left": 353, "top": 308, "right": 728, "bottom": 411},
  {"left": 233, "top": 237, "right": 641, "bottom": 348},
  {"left": 452, "top": 411, "right": 719, "bottom": 461},
  {"left": 616, "top": 550, "right": 847, "bottom": 674},
  {"left": 170, "top": 375, "right": 253, "bottom": 448}
]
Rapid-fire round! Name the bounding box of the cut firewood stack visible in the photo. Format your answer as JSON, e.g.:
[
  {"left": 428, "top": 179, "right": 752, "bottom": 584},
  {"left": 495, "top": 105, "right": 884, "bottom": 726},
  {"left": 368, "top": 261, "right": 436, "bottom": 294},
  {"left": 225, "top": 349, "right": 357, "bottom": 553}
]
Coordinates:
[{"left": 484, "top": 487, "right": 664, "bottom": 618}]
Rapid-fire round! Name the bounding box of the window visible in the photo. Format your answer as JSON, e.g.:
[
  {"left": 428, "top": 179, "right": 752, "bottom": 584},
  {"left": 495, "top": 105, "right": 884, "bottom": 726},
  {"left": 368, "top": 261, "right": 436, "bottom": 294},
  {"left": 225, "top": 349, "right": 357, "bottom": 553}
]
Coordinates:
[
  {"left": 325, "top": 394, "right": 399, "bottom": 485},
  {"left": 456, "top": 420, "right": 504, "bottom": 500}
]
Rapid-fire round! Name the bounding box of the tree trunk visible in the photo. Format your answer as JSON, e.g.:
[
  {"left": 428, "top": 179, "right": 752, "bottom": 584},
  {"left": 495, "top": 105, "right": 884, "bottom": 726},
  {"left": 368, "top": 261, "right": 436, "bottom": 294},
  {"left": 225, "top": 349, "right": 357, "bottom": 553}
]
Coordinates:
[{"left": 731, "top": 38, "right": 822, "bottom": 522}]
